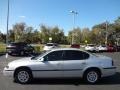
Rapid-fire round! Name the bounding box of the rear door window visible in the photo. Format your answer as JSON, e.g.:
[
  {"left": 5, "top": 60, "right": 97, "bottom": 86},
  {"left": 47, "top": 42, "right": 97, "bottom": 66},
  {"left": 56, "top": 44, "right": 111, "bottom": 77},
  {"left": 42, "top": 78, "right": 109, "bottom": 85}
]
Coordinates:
[{"left": 63, "top": 50, "right": 89, "bottom": 60}]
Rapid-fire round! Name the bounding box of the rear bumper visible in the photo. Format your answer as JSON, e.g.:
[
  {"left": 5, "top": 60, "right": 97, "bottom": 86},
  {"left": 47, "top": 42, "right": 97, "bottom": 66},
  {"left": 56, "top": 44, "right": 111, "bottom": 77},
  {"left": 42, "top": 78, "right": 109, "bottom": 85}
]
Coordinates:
[
  {"left": 6, "top": 49, "right": 18, "bottom": 54},
  {"left": 102, "top": 67, "right": 116, "bottom": 77}
]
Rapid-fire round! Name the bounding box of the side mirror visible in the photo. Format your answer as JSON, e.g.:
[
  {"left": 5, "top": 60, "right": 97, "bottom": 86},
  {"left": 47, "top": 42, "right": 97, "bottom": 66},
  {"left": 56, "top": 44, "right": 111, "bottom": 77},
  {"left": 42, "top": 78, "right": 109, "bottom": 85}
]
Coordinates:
[{"left": 39, "top": 58, "right": 44, "bottom": 62}]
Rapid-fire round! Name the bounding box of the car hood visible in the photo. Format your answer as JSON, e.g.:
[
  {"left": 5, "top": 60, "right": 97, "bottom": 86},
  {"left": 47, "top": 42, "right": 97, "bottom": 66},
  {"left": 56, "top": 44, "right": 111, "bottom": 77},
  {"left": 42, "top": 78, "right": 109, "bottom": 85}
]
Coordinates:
[{"left": 8, "top": 57, "right": 33, "bottom": 67}]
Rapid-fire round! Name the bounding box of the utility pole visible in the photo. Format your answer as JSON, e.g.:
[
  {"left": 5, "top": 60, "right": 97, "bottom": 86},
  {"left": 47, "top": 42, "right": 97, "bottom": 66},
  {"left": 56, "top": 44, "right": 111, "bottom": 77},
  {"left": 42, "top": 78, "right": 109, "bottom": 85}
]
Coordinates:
[
  {"left": 6, "top": 0, "right": 10, "bottom": 59},
  {"left": 105, "top": 21, "right": 108, "bottom": 45},
  {"left": 6, "top": 0, "right": 9, "bottom": 44},
  {"left": 70, "top": 10, "right": 78, "bottom": 44}
]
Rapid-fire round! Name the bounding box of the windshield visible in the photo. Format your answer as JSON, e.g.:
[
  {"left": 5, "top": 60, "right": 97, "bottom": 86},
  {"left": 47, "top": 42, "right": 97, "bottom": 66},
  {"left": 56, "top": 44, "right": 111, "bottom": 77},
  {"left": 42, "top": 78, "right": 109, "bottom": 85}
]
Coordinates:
[
  {"left": 31, "top": 50, "right": 50, "bottom": 60},
  {"left": 102, "top": 45, "right": 106, "bottom": 47}
]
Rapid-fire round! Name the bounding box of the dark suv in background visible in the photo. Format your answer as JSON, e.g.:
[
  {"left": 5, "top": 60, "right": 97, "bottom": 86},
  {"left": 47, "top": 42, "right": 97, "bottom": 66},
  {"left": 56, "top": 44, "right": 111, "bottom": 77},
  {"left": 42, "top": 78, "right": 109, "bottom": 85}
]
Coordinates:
[{"left": 6, "top": 42, "right": 34, "bottom": 56}]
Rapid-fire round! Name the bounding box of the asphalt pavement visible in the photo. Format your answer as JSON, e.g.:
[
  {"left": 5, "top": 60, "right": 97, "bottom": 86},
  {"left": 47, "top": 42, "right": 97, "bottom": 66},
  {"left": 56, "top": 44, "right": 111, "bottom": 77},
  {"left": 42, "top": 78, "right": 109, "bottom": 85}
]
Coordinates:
[{"left": 0, "top": 52, "right": 120, "bottom": 90}]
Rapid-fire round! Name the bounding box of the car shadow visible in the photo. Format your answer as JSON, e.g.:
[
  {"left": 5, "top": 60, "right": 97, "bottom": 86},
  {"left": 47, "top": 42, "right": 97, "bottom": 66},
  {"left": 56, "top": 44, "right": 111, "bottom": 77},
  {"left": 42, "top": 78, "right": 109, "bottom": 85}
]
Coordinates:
[
  {"left": 27, "top": 72, "right": 120, "bottom": 85},
  {"left": 98, "top": 72, "right": 120, "bottom": 85}
]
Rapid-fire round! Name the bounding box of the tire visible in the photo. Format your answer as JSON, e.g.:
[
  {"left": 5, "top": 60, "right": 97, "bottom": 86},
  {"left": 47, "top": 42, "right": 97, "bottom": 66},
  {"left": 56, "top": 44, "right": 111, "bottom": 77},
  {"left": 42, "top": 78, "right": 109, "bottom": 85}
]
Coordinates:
[
  {"left": 83, "top": 70, "right": 100, "bottom": 84},
  {"left": 8, "top": 53, "right": 12, "bottom": 56},
  {"left": 32, "top": 50, "right": 35, "bottom": 54},
  {"left": 14, "top": 69, "right": 32, "bottom": 84},
  {"left": 20, "top": 51, "right": 24, "bottom": 56}
]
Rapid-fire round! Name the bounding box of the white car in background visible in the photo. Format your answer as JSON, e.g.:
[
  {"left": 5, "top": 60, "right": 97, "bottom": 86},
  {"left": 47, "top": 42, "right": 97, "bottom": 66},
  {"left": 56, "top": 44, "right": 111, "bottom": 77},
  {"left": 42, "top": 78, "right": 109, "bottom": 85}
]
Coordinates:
[
  {"left": 3, "top": 48, "right": 116, "bottom": 84},
  {"left": 85, "top": 44, "right": 96, "bottom": 52},
  {"left": 43, "top": 43, "right": 59, "bottom": 51},
  {"left": 96, "top": 45, "right": 108, "bottom": 52}
]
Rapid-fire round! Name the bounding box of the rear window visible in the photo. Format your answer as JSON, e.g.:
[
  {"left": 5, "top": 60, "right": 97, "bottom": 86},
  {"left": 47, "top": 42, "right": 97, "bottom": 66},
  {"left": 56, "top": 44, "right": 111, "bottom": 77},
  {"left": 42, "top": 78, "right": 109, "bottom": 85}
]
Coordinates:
[
  {"left": 9, "top": 43, "right": 18, "bottom": 46},
  {"left": 46, "top": 43, "right": 58, "bottom": 46},
  {"left": 9, "top": 43, "right": 27, "bottom": 46},
  {"left": 9, "top": 43, "right": 16, "bottom": 46},
  {"left": 46, "top": 44, "right": 54, "bottom": 46},
  {"left": 88, "top": 45, "right": 94, "bottom": 47},
  {"left": 101, "top": 45, "right": 106, "bottom": 47}
]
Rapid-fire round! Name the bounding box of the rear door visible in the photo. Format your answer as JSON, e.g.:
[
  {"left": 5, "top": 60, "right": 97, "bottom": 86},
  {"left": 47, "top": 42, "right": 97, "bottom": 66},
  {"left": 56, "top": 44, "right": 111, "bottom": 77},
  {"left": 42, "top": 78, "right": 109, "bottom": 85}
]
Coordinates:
[{"left": 63, "top": 50, "right": 89, "bottom": 77}]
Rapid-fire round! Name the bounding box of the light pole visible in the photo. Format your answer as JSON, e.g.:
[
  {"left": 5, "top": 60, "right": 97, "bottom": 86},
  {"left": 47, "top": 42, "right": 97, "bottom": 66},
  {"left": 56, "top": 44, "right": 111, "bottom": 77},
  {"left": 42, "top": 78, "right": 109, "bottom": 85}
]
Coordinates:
[
  {"left": 6, "top": 0, "right": 10, "bottom": 59},
  {"left": 70, "top": 10, "right": 78, "bottom": 44},
  {"left": 6, "top": 0, "right": 9, "bottom": 44}
]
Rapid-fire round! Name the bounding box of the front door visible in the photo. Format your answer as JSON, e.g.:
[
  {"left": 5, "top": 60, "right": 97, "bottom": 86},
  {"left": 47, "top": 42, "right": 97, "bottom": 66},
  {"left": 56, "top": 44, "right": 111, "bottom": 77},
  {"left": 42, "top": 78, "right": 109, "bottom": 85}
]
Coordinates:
[{"left": 32, "top": 50, "right": 64, "bottom": 78}]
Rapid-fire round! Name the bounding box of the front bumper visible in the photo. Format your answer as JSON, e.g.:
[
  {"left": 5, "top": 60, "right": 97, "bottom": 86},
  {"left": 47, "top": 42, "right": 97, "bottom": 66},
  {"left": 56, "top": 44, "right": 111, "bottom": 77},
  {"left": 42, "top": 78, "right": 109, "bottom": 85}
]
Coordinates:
[{"left": 3, "top": 68, "right": 14, "bottom": 77}]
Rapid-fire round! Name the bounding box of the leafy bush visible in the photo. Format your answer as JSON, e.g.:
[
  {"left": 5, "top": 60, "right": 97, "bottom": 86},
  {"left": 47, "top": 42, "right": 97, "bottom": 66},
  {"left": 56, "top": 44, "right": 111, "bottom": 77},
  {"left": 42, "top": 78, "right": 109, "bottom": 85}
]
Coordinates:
[
  {"left": 33, "top": 44, "right": 44, "bottom": 53},
  {"left": 0, "top": 44, "right": 6, "bottom": 53}
]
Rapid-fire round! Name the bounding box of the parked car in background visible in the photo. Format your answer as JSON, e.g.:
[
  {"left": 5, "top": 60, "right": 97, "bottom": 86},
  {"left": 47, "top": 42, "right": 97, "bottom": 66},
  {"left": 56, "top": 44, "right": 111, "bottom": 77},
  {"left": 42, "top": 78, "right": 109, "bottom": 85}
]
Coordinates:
[
  {"left": 107, "top": 45, "right": 115, "bottom": 52},
  {"left": 80, "top": 44, "right": 86, "bottom": 48},
  {"left": 96, "top": 45, "right": 107, "bottom": 52},
  {"left": 116, "top": 45, "right": 120, "bottom": 52},
  {"left": 71, "top": 44, "right": 80, "bottom": 49},
  {"left": 43, "top": 43, "right": 59, "bottom": 51},
  {"left": 6, "top": 42, "right": 34, "bottom": 56},
  {"left": 85, "top": 44, "right": 96, "bottom": 52},
  {"left": 113, "top": 45, "right": 120, "bottom": 52},
  {"left": 3, "top": 48, "right": 116, "bottom": 84}
]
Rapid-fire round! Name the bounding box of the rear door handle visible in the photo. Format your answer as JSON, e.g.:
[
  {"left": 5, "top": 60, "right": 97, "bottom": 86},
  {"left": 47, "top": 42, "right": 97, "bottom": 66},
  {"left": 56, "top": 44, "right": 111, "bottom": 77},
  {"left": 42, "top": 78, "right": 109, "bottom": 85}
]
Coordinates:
[
  {"left": 57, "top": 63, "right": 61, "bottom": 65},
  {"left": 82, "top": 62, "right": 86, "bottom": 65}
]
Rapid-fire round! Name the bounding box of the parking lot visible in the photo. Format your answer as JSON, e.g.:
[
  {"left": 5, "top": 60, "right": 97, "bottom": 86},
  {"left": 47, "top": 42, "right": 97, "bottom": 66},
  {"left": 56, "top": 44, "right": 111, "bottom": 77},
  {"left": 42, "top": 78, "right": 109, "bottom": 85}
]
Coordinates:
[{"left": 0, "top": 52, "right": 120, "bottom": 90}]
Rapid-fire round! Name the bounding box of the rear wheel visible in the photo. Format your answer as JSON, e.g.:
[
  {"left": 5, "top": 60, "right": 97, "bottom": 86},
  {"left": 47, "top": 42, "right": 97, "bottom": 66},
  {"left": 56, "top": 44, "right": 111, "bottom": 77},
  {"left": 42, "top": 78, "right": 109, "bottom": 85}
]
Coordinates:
[
  {"left": 14, "top": 69, "right": 32, "bottom": 84},
  {"left": 84, "top": 70, "right": 100, "bottom": 84}
]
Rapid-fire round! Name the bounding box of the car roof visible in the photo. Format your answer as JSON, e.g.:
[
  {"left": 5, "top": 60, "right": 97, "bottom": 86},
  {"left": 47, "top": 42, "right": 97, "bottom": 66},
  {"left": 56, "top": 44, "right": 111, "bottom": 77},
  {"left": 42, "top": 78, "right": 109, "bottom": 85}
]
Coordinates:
[
  {"left": 50, "top": 48, "right": 85, "bottom": 52},
  {"left": 87, "top": 44, "right": 95, "bottom": 45},
  {"left": 8, "top": 42, "right": 28, "bottom": 46},
  {"left": 46, "top": 43, "right": 57, "bottom": 44},
  {"left": 10, "top": 42, "right": 27, "bottom": 44}
]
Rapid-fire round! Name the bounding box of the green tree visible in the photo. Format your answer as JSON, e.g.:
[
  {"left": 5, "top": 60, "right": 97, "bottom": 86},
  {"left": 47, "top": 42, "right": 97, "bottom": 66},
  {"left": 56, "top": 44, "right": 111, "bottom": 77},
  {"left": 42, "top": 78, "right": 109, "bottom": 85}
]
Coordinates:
[
  {"left": 12, "top": 22, "right": 26, "bottom": 42},
  {"left": 40, "top": 25, "right": 50, "bottom": 43},
  {"left": 0, "top": 31, "right": 6, "bottom": 43},
  {"left": 50, "top": 26, "right": 65, "bottom": 43},
  {"left": 92, "top": 22, "right": 109, "bottom": 44},
  {"left": 68, "top": 31, "right": 72, "bottom": 44},
  {"left": 81, "top": 28, "right": 91, "bottom": 44},
  {"left": 8, "top": 29, "right": 15, "bottom": 42},
  {"left": 113, "top": 17, "right": 120, "bottom": 45},
  {"left": 68, "top": 27, "right": 82, "bottom": 44},
  {"left": 22, "top": 26, "right": 34, "bottom": 43},
  {"left": 114, "top": 17, "right": 120, "bottom": 33},
  {"left": 32, "top": 30, "right": 42, "bottom": 43}
]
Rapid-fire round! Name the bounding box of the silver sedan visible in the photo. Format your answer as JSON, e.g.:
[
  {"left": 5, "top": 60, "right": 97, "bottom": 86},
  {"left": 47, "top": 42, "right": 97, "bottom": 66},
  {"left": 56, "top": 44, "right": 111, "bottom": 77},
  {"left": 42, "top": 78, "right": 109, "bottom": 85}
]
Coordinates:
[{"left": 3, "top": 48, "right": 116, "bottom": 84}]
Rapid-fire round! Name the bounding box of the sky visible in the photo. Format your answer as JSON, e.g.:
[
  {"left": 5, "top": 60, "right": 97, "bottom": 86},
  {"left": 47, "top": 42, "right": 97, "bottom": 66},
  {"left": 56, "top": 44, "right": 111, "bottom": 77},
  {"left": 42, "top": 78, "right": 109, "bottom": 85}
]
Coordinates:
[{"left": 0, "top": 0, "right": 120, "bottom": 35}]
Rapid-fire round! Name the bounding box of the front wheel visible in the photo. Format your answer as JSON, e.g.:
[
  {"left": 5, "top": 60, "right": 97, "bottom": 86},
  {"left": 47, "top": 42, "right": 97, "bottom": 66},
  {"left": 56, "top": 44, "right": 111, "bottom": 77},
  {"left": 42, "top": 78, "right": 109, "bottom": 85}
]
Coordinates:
[
  {"left": 14, "top": 69, "right": 32, "bottom": 84},
  {"left": 84, "top": 70, "right": 100, "bottom": 84}
]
